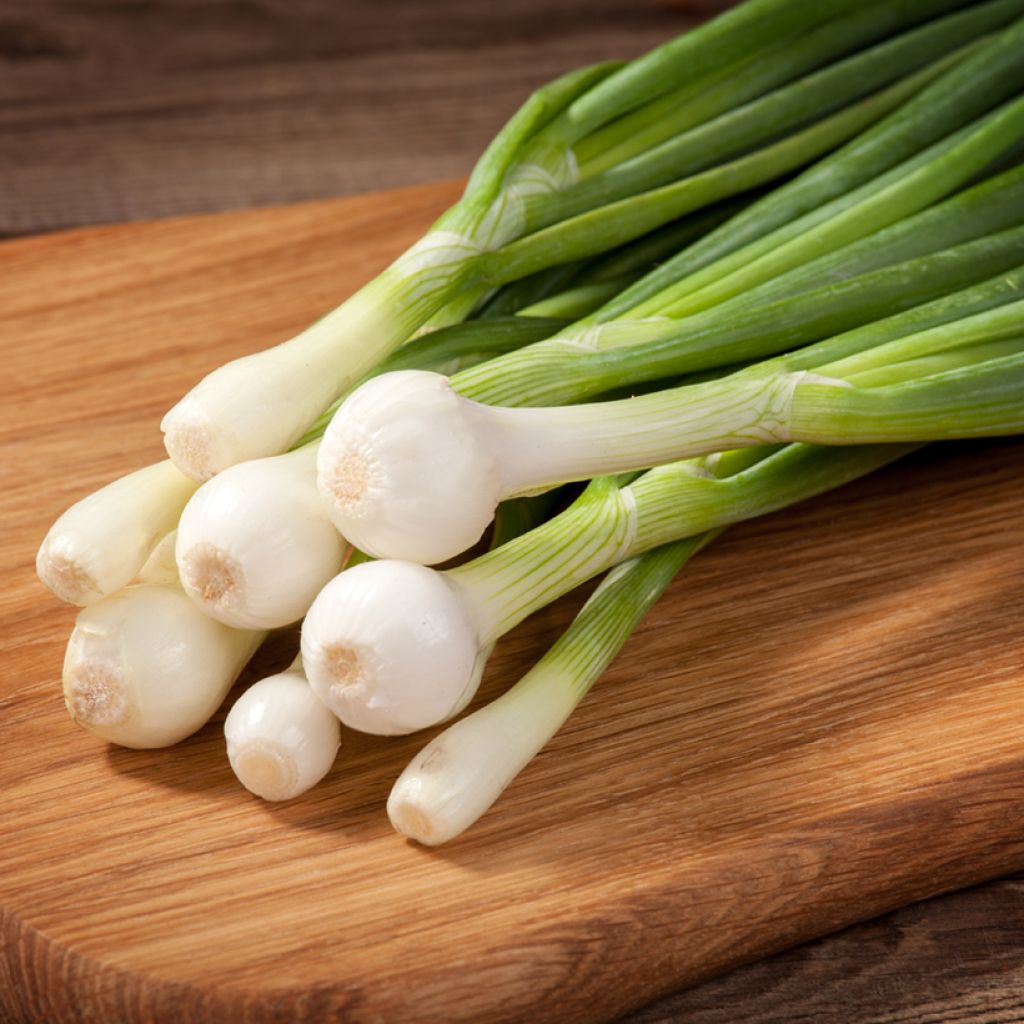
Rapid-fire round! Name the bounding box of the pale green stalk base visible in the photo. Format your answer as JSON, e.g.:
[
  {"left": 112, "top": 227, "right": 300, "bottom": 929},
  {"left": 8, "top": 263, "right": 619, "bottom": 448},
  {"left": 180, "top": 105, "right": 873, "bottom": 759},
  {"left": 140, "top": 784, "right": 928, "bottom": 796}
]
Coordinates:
[
  {"left": 450, "top": 442, "right": 916, "bottom": 648},
  {"left": 454, "top": 237, "right": 1024, "bottom": 407},
  {"left": 451, "top": 478, "right": 636, "bottom": 642},
  {"left": 457, "top": 303, "right": 1024, "bottom": 499}
]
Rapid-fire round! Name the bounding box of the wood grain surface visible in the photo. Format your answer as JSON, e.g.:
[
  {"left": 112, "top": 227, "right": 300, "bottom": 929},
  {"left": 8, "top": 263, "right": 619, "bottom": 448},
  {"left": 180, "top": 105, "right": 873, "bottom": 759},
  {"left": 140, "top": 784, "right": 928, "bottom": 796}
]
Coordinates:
[
  {"left": 0, "top": 0, "right": 716, "bottom": 237},
  {"left": 2, "top": 181, "right": 1024, "bottom": 1023}
]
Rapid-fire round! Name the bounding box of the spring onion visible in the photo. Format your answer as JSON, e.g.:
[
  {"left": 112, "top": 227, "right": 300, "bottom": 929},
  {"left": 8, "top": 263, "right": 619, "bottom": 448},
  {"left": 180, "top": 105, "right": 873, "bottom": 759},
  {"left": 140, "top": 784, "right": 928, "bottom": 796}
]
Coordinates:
[
  {"left": 160, "top": 0, "right": 963, "bottom": 480},
  {"left": 62, "top": 534, "right": 265, "bottom": 748},
  {"left": 318, "top": 293, "right": 1024, "bottom": 562},
  {"left": 224, "top": 657, "right": 341, "bottom": 801},
  {"left": 389, "top": 533, "right": 714, "bottom": 845},
  {"left": 302, "top": 442, "right": 916, "bottom": 735}
]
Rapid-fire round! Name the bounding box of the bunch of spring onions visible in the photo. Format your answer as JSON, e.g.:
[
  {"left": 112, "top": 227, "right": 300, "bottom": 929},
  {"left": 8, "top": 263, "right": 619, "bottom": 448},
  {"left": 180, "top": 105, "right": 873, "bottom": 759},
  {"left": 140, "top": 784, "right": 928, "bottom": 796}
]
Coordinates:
[{"left": 36, "top": 0, "right": 1024, "bottom": 845}]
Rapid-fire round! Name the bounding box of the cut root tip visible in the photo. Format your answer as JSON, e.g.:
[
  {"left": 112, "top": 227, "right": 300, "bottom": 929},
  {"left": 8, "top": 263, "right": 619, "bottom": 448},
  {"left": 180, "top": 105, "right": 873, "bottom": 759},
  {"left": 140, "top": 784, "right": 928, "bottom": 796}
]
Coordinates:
[
  {"left": 323, "top": 450, "right": 371, "bottom": 509},
  {"left": 38, "top": 548, "right": 99, "bottom": 606},
  {"left": 162, "top": 407, "right": 219, "bottom": 482},
  {"left": 229, "top": 740, "right": 299, "bottom": 801},
  {"left": 65, "top": 664, "right": 129, "bottom": 727},
  {"left": 323, "top": 643, "right": 365, "bottom": 692},
  {"left": 180, "top": 543, "right": 243, "bottom": 609},
  {"left": 388, "top": 794, "right": 442, "bottom": 846}
]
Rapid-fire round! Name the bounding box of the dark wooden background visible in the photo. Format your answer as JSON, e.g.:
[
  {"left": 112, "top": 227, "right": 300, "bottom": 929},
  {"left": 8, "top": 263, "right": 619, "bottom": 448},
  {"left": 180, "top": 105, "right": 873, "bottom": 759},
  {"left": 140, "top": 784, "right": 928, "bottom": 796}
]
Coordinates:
[{"left": 4, "top": 1, "right": 1024, "bottom": 1020}]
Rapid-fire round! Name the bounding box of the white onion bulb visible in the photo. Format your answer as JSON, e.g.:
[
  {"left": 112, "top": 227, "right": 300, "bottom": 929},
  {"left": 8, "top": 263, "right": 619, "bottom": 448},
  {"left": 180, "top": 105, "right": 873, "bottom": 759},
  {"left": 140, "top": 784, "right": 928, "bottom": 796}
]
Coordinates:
[
  {"left": 63, "top": 582, "right": 264, "bottom": 748},
  {"left": 176, "top": 444, "right": 345, "bottom": 629},
  {"left": 316, "top": 370, "right": 503, "bottom": 565},
  {"left": 300, "top": 560, "right": 486, "bottom": 735},
  {"left": 224, "top": 663, "right": 340, "bottom": 801}
]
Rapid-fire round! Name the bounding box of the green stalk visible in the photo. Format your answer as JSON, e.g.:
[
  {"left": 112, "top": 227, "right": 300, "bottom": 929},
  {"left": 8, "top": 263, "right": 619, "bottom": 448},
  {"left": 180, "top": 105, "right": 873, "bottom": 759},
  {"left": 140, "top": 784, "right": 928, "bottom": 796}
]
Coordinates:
[
  {"left": 490, "top": 533, "right": 709, "bottom": 694},
  {"left": 573, "top": 0, "right": 1024, "bottom": 176},
  {"left": 584, "top": 150, "right": 1024, "bottom": 335},
  {"left": 770, "top": 270, "right": 1024, "bottom": 374},
  {"left": 594, "top": 14, "right": 1024, "bottom": 322},
  {"left": 477, "top": 199, "right": 748, "bottom": 319},
  {"left": 475, "top": 262, "right": 589, "bottom": 320},
  {"left": 473, "top": 59, "right": 954, "bottom": 288},
  {"left": 548, "top": 0, "right": 926, "bottom": 145},
  {"left": 788, "top": 350, "right": 1024, "bottom": 443},
  {"left": 517, "top": 281, "right": 627, "bottom": 320},
  {"left": 844, "top": 339, "right": 1024, "bottom": 386},
  {"left": 649, "top": 97, "right": 1024, "bottom": 320},
  {"left": 723, "top": 163, "right": 1024, "bottom": 312},
  {"left": 452, "top": 445, "right": 914, "bottom": 643},
  {"left": 531, "top": 2, "right": 1013, "bottom": 229},
  {"left": 455, "top": 235, "right": 1024, "bottom": 406},
  {"left": 809, "top": 301, "right": 1024, "bottom": 379}
]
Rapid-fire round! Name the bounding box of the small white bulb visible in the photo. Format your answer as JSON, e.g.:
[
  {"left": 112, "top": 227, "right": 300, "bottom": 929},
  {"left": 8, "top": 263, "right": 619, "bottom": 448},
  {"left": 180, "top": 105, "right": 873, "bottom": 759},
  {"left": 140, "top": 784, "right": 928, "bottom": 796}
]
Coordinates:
[
  {"left": 37, "top": 460, "right": 197, "bottom": 606},
  {"left": 316, "top": 370, "right": 502, "bottom": 564},
  {"left": 175, "top": 445, "right": 345, "bottom": 629},
  {"left": 63, "top": 583, "right": 264, "bottom": 748},
  {"left": 224, "top": 667, "right": 340, "bottom": 801},
  {"left": 301, "top": 560, "right": 483, "bottom": 735}
]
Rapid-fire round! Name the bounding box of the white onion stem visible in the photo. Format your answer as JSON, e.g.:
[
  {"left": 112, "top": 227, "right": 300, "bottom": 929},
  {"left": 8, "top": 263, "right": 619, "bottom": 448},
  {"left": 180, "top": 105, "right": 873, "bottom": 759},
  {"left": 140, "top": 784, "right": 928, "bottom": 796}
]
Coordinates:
[
  {"left": 37, "top": 460, "right": 197, "bottom": 605},
  {"left": 314, "top": 368, "right": 823, "bottom": 563}
]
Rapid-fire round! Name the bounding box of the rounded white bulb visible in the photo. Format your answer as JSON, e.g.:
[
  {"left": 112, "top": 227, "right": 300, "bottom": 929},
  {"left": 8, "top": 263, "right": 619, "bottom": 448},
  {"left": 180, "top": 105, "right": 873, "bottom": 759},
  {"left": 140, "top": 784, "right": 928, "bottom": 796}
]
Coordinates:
[
  {"left": 176, "top": 446, "right": 345, "bottom": 629},
  {"left": 316, "top": 370, "right": 502, "bottom": 564},
  {"left": 301, "top": 560, "right": 482, "bottom": 735},
  {"left": 224, "top": 669, "right": 341, "bottom": 801},
  {"left": 63, "top": 583, "right": 263, "bottom": 749}
]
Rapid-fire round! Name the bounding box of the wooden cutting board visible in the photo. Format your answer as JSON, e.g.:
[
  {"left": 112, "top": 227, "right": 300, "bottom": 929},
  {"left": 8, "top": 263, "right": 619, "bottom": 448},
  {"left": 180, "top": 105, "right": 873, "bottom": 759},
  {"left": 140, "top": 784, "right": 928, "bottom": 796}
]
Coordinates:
[{"left": 2, "top": 181, "right": 1024, "bottom": 1024}]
